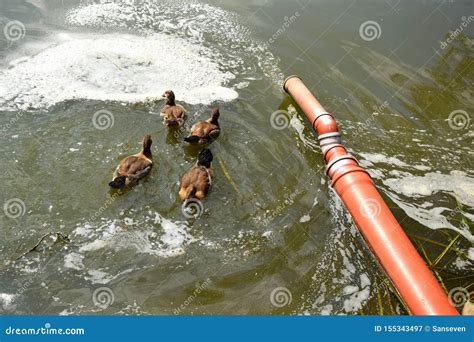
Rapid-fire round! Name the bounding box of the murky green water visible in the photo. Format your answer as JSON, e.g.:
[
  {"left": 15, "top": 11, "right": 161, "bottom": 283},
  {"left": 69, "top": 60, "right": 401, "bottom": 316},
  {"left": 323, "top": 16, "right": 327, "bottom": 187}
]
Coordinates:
[{"left": 0, "top": 0, "right": 472, "bottom": 315}]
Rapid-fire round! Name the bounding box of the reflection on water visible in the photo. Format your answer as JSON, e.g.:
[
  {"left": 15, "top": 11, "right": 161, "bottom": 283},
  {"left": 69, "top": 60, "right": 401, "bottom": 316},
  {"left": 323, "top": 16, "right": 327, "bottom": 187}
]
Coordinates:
[{"left": 0, "top": 0, "right": 472, "bottom": 315}]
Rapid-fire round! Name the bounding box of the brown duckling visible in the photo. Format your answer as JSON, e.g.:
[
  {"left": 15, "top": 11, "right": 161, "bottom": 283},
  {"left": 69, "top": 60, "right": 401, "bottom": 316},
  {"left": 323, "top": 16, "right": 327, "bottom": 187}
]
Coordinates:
[
  {"left": 109, "top": 134, "right": 153, "bottom": 189},
  {"left": 160, "top": 90, "right": 186, "bottom": 127},
  {"left": 184, "top": 108, "right": 220, "bottom": 144},
  {"left": 179, "top": 149, "right": 213, "bottom": 201}
]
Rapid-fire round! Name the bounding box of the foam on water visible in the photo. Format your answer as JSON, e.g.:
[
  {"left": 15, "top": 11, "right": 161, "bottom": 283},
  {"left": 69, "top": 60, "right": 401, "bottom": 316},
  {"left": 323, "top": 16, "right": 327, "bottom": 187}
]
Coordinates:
[
  {"left": 383, "top": 170, "right": 474, "bottom": 243},
  {"left": 0, "top": 0, "right": 284, "bottom": 110},
  {"left": 301, "top": 191, "right": 375, "bottom": 314},
  {"left": 359, "top": 152, "right": 431, "bottom": 172},
  {"left": 0, "top": 293, "right": 17, "bottom": 311},
  {"left": 68, "top": 211, "right": 194, "bottom": 260},
  {"left": 64, "top": 0, "right": 282, "bottom": 82},
  {"left": 0, "top": 32, "right": 237, "bottom": 110}
]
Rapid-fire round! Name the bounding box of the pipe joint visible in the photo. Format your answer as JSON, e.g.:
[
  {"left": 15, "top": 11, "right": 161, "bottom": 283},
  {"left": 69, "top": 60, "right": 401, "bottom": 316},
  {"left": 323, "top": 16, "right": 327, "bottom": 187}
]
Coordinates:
[{"left": 318, "top": 132, "right": 342, "bottom": 147}]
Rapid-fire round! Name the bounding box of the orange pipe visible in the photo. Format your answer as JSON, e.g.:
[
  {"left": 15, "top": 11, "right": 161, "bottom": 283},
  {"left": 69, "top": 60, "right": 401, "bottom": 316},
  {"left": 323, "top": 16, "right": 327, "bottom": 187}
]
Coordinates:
[{"left": 283, "top": 75, "right": 458, "bottom": 315}]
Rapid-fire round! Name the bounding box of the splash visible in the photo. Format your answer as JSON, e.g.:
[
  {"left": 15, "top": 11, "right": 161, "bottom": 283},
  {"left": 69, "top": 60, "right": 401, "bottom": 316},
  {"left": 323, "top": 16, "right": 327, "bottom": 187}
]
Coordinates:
[
  {"left": 69, "top": 211, "right": 194, "bottom": 258},
  {"left": 64, "top": 0, "right": 282, "bottom": 82},
  {"left": 0, "top": 0, "right": 284, "bottom": 110},
  {"left": 0, "top": 32, "right": 237, "bottom": 110}
]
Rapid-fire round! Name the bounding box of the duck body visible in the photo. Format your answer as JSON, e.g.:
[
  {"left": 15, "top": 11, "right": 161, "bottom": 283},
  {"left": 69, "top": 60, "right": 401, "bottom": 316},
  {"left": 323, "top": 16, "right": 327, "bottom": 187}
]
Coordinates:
[
  {"left": 160, "top": 90, "right": 186, "bottom": 127},
  {"left": 179, "top": 149, "right": 213, "bottom": 201},
  {"left": 184, "top": 108, "right": 220, "bottom": 144},
  {"left": 109, "top": 134, "right": 153, "bottom": 189}
]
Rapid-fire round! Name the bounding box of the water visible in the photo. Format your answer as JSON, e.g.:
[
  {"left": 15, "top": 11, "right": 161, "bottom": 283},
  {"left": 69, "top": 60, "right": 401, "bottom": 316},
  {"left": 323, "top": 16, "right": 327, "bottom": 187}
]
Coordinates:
[{"left": 0, "top": 0, "right": 472, "bottom": 315}]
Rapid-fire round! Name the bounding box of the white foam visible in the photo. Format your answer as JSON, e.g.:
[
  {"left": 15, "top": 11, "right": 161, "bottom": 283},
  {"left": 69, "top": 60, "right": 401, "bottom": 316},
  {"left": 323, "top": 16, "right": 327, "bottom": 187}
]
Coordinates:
[
  {"left": 384, "top": 170, "right": 474, "bottom": 207},
  {"left": 1, "top": 0, "right": 285, "bottom": 110},
  {"left": 66, "top": 0, "right": 283, "bottom": 80},
  {"left": 359, "top": 152, "right": 431, "bottom": 171},
  {"left": 86, "top": 269, "right": 113, "bottom": 284},
  {"left": 72, "top": 211, "right": 193, "bottom": 258},
  {"left": 0, "top": 32, "right": 237, "bottom": 110},
  {"left": 299, "top": 214, "right": 311, "bottom": 223},
  {"left": 65, "top": 0, "right": 282, "bottom": 80},
  {"left": 64, "top": 252, "right": 85, "bottom": 270},
  {"left": 0, "top": 293, "right": 16, "bottom": 310},
  {"left": 343, "top": 287, "right": 370, "bottom": 313},
  {"left": 383, "top": 171, "right": 474, "bottom": 244}
]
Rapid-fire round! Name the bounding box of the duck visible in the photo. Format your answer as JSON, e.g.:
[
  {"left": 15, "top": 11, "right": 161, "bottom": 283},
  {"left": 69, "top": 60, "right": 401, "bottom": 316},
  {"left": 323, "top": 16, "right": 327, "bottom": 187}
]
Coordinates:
[
  {"left": 160, "top": 90, "right": 186, "bottom": 127},
  {"left": 179, "top": 148, "right": 213, "bottom": 201},
  {"left": 109, "top": 134, "right": 153, "bottom": 189},
  {"left": 184, "top": 108, "right": 220, "bottom": 144}
]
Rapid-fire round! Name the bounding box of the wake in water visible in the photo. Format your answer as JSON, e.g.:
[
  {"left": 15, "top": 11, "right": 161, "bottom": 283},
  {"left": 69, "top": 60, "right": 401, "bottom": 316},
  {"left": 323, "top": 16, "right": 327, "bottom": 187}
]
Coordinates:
[{"left": 0, "top": 0, "right": 283, "bottom": 111}]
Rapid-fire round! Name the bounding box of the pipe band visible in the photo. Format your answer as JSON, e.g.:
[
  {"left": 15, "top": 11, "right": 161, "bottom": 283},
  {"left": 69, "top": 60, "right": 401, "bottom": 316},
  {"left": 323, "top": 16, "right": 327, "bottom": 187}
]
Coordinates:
[
  {"left": 322, "top": 143, "right": 346, "bottom": 160},
  {"left": 311, "top": 113, "right": 335, "bottom": 130},
  {"left": 318, "top": 132, "right": 342, "bottom": 146},
  {"left": 325, "top": 154, "right": 358, "bottom": 176},
  {"left": 330, "top": 167, "right": 371, "bottom": 187}
]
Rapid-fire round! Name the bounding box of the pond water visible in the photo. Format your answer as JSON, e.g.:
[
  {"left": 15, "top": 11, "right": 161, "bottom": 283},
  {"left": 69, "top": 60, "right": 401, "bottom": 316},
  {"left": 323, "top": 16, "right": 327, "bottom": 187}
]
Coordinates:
[{"left": 0, "top": 0, "right": 472, "bottom": 315}]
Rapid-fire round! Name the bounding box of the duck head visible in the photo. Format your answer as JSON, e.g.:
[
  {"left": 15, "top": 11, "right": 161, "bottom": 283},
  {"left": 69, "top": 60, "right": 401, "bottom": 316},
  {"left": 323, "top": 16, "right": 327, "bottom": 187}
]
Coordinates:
[
  {"left": 210, "top": 108, "right": 220, "bottom": 124},
  {"left": 162, "top": 90, "right": 176, "bottom": 105}
]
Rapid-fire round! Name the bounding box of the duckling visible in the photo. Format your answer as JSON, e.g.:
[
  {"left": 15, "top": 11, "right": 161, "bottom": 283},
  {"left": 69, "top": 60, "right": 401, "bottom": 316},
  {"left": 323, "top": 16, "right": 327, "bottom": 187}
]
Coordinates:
[
  {"left": 160, "top": 90, "right": 186, "bottom": 127},
  {"left": 184, "top": 108, "right": 220, "bottom": 144},
  {"left": 109, "top": 134, "right": 153, "bottom": 189},
  {"left": 179, "top": 149, "right": 213, "bottom": 201}
]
